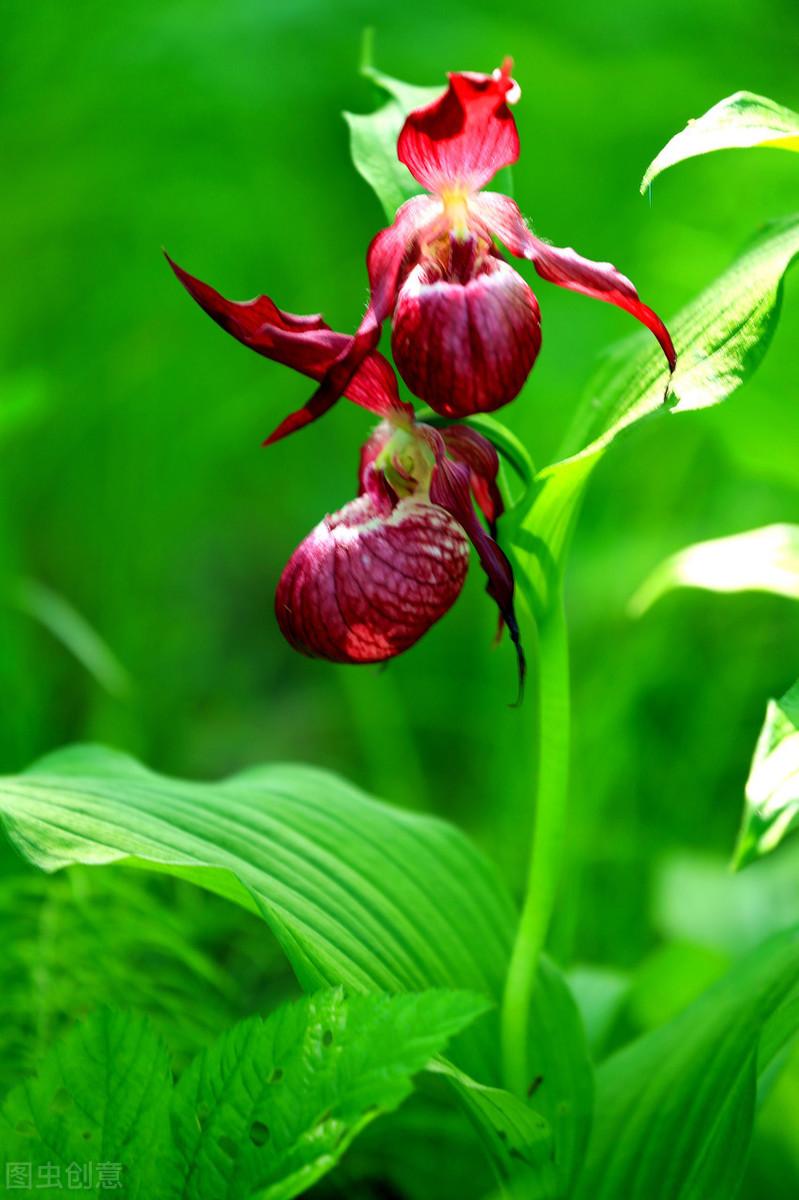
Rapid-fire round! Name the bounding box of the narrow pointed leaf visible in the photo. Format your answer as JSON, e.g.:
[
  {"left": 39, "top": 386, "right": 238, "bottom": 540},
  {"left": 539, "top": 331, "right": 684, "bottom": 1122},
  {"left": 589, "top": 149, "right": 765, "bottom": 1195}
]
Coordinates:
[
  {"left": 641, "top": 91, "right": 799, "bottom": 192},
  {"left": 574, "top": 928, "right": 799, "bottom": 1200},
  {"left": 509, "top": 216, "right": 799, "bottom": 617},
  {"left": 629, "top": 524, "right": 799, "bottom": 615},
  {"left": 169, "top": 988, "right": 487, "bottom": 1200},
  {"left": 0, "top": 1009, "right": 174, "bottom": 1198},
  {"left": 736, "top": 680, "right": 799, "bottom": 869}
]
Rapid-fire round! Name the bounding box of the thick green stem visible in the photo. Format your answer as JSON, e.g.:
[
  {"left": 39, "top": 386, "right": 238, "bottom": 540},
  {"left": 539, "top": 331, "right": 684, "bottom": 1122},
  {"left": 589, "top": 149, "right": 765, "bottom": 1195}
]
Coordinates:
[{"left": 501, "top": 595, "right": 570, "bottom": 1095}]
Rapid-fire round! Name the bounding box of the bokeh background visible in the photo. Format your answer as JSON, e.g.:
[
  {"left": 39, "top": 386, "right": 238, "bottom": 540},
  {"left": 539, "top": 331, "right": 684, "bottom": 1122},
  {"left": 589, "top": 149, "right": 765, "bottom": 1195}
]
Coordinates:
[{"left": 2, "top": 0, "right": 799, "bottom": 1194}]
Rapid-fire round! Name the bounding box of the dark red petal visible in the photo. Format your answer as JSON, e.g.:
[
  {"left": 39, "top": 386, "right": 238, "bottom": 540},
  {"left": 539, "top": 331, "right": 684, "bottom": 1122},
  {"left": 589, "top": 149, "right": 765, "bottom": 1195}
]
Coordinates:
[
  {"left": 442, "top": 425, "right": 504, "bottom": 537},
  {"left": 301, "top": 195, "right": 440, "bottom": 421},
  {"left": 472, "top": 193, "right": 677, "bottom": 372},
  {"left": 275, "top": 494, "right": 469, "bottom": 664},
  {"left": 391, "top": 254, "right": 541, "bottom": 417},
  {"left": 165, "top": 254, "right": 412, "bottom": 443},
  {"left": 425, "top": 439, "right": 525, "bottom": 696},
  {"left": 397, "top": 62, "right": 520, "bottom": 194}
]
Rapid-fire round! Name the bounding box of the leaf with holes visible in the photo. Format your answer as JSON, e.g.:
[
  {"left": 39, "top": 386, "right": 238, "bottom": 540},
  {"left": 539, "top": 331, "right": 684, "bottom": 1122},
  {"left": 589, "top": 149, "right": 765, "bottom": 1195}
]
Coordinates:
[
  {"left": 641, "top": 91, "right": 799, "bottom": 192},
  {"left": 169, "top": 988, "right": 487, "bottom": 1200},
  {"left": 509, "top": 216, "right": 799, "bottom": 618},
  {"left": 0, "top": 1008, "right": 173, "bottom": 1198}
]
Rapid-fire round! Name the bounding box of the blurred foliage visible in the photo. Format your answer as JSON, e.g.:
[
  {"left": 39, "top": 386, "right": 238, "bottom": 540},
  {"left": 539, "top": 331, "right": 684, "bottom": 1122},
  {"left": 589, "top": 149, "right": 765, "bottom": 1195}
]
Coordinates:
[{"left": 1, "top": 0, "right": 799, "bottom": 1194}]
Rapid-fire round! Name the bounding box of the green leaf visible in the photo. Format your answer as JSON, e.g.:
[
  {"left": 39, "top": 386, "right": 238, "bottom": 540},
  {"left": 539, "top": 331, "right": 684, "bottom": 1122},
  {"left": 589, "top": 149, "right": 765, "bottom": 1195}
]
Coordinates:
[
  {"left": 169, "top": 988, "right": 486, "bottom": 1200},
  {"left": 629, "top": 524, "right": 799, "bottom": 615},
  {"left": 735, "top": 679, "right": 799, "bottom": 869},
  {"left": 0, "top": 745, "right": 511, "bottom": 1083},
  {"left": 574, "top": 928, "right": 799, "bottom": 1200},
  {"left": 0, "top": 1009, "right": 173, "bottom": 1198},
  {"left": 510, "top": 216, "right": 799, "bottom": 618},
  {"left": 641, "top": 91, "right": 799, "bottom": 192},
  {"left": 9, "top": 577, "right": 131, "bottom": 697},
  {"left": 344, "top": 67, "right": 439, "bottom": 222}
]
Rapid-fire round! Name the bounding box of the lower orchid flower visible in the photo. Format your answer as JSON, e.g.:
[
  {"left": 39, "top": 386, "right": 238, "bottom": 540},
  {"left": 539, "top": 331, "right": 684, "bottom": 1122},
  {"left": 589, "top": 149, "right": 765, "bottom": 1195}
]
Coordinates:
[{"left": 167, "top": 257, "right": 524, "bottom": 686}]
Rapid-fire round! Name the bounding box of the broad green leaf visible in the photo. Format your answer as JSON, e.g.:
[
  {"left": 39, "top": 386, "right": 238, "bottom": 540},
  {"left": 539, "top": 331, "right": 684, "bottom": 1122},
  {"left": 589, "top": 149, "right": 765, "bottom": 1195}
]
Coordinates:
[
  {"left": 629, "top": 524, "right": 799, "bottom": 615},
  {"left": 10, "top": 577, "right": 131, "bottom": 697},
  {"left": 170, "top": 988, "right": 486, "bottom": 1200},
  {"left": 344, "top": 68, "right": 439, "bottom": 222},
  {"left": 0, "top": 1009, "right": 173, "bottom": 1198},
  {"left": 574, "top": 928, "right": 799, "bottom": 1200},
  {"left": 735, "top": 679, "right": 799, "bottom": 869},
  {"left": 641, "top": 91, "right": 799, "bottom": 192},
  {"left": 0, "top": 745, "right": 511, "bottom": 1084},
  {"left": 510, "top": 216, "right": 799, "bottom": 617}
]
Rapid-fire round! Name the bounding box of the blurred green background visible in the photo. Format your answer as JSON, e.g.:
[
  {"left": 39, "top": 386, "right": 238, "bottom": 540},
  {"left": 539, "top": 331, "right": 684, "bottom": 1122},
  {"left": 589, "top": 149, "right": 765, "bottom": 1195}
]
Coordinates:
[{"left": 2, "top": 0, "right": 799, "bottom": 1194}]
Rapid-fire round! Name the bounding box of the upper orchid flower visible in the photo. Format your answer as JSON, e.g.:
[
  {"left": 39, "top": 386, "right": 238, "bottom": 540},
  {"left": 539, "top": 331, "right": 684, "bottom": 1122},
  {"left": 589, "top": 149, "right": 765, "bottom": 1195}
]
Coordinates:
[
  {"left": 167, "top": 256, "right": 524, "bottom": 686},
  {"left": 309, "top": 58, "right": 676, "bottom": 421}
]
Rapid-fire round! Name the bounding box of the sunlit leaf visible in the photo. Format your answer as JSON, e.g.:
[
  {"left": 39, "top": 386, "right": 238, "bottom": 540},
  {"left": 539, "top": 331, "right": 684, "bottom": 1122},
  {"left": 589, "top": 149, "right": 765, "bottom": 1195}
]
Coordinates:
[
  {"left": 0, "top": 1008, "right": 173, "bottom": 1198},
  {"left": 170, "top": 988, "right": 486, "bottom": 1200},
  {"left": 735, "top": 679, "right": 799, "bottom": 870},
  {"left": 509, "top": 216, "right": 799, "bottom": 617},
  {"left": 629, "top": 524, "right": 799, "bottom": 615},
  {"left": 574, "top": 928, "right": 799, "bottom": 1200},
  {"left": 641, "top": 91, "right": 799, "bottom": 192}
]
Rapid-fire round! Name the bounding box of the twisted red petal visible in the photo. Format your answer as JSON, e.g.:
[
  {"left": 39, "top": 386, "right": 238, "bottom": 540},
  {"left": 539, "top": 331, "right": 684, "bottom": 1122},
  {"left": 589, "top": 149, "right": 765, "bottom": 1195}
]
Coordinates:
[
  {"left": 442, "top": 424, "right": 504, "bottom": 537},
  {"left": 398, "top": 62, "right": 520, "bottom": 194},
  {"left": 165, "top": 254, "right": 412, "bottom": 442},
  {"left": 472, "top": 193, "right": 677, "bottom": 372},
  {"left": 275, "top": 494, "right": 469, "bottom": 664},
  {"left": 421, "top": 428, "right": 525, "bottom": 696}
]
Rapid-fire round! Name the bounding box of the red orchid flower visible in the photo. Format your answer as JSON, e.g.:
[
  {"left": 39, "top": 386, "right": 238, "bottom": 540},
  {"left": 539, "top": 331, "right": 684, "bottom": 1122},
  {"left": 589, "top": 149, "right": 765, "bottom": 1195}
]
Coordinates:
[
  {"left": 310, "top": 58, "right": 675, "bottom": 420},
  {"left": 167, "top": 256, "right": 524, "bottom": 685}
]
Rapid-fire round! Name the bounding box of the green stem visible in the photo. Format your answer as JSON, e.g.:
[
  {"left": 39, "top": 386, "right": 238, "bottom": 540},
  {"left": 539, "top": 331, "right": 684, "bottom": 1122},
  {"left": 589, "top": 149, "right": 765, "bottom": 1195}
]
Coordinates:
[{"left": 501, "top": 593, "right": 570, "bottom": 1095}]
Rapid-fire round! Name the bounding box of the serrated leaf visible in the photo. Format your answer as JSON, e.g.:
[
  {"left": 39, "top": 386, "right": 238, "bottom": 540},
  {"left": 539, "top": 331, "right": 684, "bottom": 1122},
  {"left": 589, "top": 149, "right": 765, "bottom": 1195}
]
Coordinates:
[
  {"left": 641, "top": 91, "right": 799, "bottom": 192},
  {"left": 0, "top": 1009, "right": 173, "bottom": 1199},
  {"left": 169, "top": 988, "right": 486, "bottom": 1200},
  {"left": 510, "top": 216, "right": 799, "bottom": 617},
  {"left": 629, "top": 524, "right": 799, "bottom": 615},
  {"left": 574, "top": 928, "right": 799, "bottom": 1200},
  {"left": 735, "top": 679, "right": 799, "bottom": 869}
]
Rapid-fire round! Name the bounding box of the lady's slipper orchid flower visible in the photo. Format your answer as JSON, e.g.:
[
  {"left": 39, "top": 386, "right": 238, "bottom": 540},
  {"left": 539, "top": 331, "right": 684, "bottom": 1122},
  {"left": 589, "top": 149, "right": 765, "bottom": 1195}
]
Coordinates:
[
  {"left": 310, "top": 59, "right": 676, "bottom": 419},
  {"left": 166, "top": 256, "right": 524, "bottom": 684}
]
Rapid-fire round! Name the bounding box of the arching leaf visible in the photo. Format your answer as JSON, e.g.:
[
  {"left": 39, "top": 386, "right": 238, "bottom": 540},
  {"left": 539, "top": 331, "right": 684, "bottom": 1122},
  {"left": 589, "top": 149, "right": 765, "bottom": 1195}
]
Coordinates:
[{"left": 641, "top": 91, "right": 799, "bottom": 192}]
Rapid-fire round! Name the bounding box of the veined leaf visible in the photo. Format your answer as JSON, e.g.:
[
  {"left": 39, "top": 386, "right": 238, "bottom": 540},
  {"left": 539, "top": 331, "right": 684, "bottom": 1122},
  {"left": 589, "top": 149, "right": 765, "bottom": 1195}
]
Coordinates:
[
  {"left": 641, "top": 91, "right": 799, "bottom": 192},
  {"left": 629, "top": 524, "right": 799, "bottom": 615},
  {"left": 0, "top": 1009, "right": 173, "bottom": 1198},
  {"left": 170, "top": 988, "right": 486, "bottom": 1200},
  {"left": 574, "top": 928, "right": 799, "bottom": 1200},
  {"left": 0, "top": 744, "right": 511, "bottom": 1083},
  {"left": 0, "top": 747, "right": 590, "bottom": 1189},
  {"left": 509, "top": 216, "right": 799, "bottom": 617},
  {"left": 735, "top": 679, "right": 799, "bottom": 869}
]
